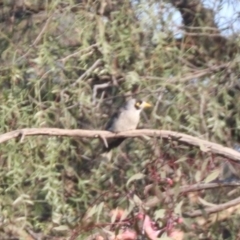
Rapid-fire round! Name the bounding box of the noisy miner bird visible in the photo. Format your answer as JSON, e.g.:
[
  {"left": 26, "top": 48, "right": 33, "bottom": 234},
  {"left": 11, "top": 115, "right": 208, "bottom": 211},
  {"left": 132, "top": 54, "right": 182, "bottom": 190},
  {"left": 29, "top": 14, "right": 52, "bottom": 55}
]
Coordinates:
[{"left": 103, "top": 98, "right": 151, "bottom": 152}]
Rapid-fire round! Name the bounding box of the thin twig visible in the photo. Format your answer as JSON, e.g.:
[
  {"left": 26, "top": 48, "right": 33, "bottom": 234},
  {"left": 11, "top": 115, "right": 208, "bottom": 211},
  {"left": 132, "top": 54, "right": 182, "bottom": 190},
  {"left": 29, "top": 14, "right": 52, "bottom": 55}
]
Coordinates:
[
  {"left": 144, "top": 182, "right": 240, "bottom": 208},
  {"left": 16, "top": 15, "right": 53, "bottom": 63},
  {"left": 184, "top": 195, "right": 240, "bottom": 217},
  {"left": 61, "top": 43, "right": 99, "bottom": 63},
  {"left": 32, "top": 15, "right": 53, "bottom": 46},
  {"left": 183, "top": 26, "right": 221, "bottom": 31},
  {"left": 72, "top": 59, "right": 103, "bottom": 87},
  {"left": 143, "top": 62, "right": 231, "bottom": 84},
  {"left": 92, "top": 82, "right": 111, "bottom": 105},
  {"left": 180, "top": 182, "right": 240, "bottom": 193},
  {"left": 183, "top": 32, "right": 223, "bottom": 37}
]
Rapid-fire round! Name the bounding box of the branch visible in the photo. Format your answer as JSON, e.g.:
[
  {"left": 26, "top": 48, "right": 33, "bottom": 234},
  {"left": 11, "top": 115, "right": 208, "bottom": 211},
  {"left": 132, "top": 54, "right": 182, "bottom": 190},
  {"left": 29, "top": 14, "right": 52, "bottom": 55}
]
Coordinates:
[
  {"left": 60, "top": 43, "right": 99, "bottom": 63},
  {"left": 143, "top": 62, "right": 231, "bottom": 84},
  {"left": 144, "top": 182, "right": 240, "bottom": 208},
  {"left": 71, "top": 59, "right": 103, "bottom": 87},
  {"left": 16, "top": 14, "right": 53, "bottom": 63},
  {"left": 0, "top": 128, "right": 240, "bottom": 162},
  {"left": 92, "top": 82, "right": 111, "bottom": 105},
  {"left": 184, "top": 195, "right": 240, "bottom": 218},
  {"left": 180, "top": 182, "right": 240, "bottom": 193}
]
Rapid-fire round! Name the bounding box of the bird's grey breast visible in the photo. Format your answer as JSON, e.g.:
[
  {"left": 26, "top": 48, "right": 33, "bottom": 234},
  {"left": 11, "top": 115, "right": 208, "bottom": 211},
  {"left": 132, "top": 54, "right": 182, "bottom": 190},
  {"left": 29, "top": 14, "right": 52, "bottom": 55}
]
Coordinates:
[{"left": 111, "top": 109, "right": 140, "bottom": 132}]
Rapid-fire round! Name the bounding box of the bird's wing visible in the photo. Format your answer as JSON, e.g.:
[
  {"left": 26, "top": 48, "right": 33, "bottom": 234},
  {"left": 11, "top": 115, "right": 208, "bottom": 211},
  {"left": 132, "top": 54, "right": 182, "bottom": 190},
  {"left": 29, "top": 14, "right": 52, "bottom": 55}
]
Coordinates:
[
  {"left": 105, "top": 107, "right": 123, "bottom": 131},
  {"left": 103, "top": 107, "right": 125, "bottom": 152},
  {"left": 102, "top": 137, "right": 126, "bottom": 152}
]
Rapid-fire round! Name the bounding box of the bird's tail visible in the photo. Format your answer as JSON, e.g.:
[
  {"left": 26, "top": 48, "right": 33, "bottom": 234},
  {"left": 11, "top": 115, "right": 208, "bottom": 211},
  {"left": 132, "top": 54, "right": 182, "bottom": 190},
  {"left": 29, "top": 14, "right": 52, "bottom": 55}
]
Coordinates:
[{"left": 102, "top": 138, "right": 126, "bottom": 152}]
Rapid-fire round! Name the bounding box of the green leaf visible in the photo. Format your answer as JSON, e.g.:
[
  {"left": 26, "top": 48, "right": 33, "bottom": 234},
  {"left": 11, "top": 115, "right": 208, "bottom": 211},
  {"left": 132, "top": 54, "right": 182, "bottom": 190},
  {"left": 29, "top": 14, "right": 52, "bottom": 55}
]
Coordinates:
[
  {"left": 52, "top": 225, "right": 69, "bottom": 231},
  {"left": 203, "top": 169, "right": 220, "bottom": 183},
  {"left": 154, "top": 209, "right": 166, "bottom": 219},
  {"left": 176, "top": 156, "right": 187, "bottom": 163},
  {"left": 87, "top": 204, "right": 97, "bottom": 218},
  {"left": 195, "top": 170, "right": 201, "bottom": 182},
  {"left": 174, "top": 200, "right": 183, "bottom": 215},
  {"left": 132, "top": 194, "right": 142, "bottom": 206},
  {"left": 198, "top": 197, "right": 218, "bottom": 207},
  {"left": 96, "top": 202, "right": 104, "bottom": 222},
  {"left": 126, "top": 173, "right": 145, "bottom": 186}
]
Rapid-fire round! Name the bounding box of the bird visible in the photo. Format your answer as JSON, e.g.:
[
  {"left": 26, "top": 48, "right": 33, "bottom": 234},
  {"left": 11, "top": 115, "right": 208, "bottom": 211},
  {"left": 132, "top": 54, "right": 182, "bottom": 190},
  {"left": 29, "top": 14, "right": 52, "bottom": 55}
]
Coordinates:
[{"left": 103, "top": 98, "right": 151, "bottom": 152}]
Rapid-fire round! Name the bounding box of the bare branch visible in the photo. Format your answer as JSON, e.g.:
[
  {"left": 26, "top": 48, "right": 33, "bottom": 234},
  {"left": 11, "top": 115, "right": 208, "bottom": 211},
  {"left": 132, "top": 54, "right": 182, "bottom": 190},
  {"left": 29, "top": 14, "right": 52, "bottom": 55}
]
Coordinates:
[
  {"left": 60, "top": 43, "right": 99, "bottom": 63},
  {"left": 144, "top": 62, "right": 231, "bottom": 84},
  {"left": 92, "top": 82, "right": 111, "bottom": 105},
  {"left": 184, "top": 196, "right": 240, "bottom": 218},
  {"left": 145, "top": 182, "right": 240, "bottom": 208},
  {"left": 183, "top": 32, "right": 224, "bottom": 37},
  {"left": 32, "top": 15, "right": 53, "bottom": 46},
  {"left": 0, "top": 128, "right": 240, "bottom": 162},
  {"left": 16, "top": 14, "right": 53, "bottom": 63},
  {"left": 180, "top": 182, "right": 240, "bottom": 193},
  {"left": 72, "top": 59, "right": 103, "bottom": 87}
]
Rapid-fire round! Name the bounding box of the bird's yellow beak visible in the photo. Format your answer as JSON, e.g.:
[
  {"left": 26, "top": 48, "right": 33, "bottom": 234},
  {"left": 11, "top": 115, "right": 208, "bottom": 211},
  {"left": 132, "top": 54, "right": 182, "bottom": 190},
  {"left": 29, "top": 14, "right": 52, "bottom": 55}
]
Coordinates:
[{"left": 142, "top": 102, "right": 152, "bottom": 108}]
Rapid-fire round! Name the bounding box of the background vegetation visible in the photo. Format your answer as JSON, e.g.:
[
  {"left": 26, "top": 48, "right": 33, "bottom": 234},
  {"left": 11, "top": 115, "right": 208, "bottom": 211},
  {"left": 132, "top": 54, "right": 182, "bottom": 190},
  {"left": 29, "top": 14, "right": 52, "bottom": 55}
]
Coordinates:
[{"left": 1, "top": 0, "right": 240, "bottom": 239}]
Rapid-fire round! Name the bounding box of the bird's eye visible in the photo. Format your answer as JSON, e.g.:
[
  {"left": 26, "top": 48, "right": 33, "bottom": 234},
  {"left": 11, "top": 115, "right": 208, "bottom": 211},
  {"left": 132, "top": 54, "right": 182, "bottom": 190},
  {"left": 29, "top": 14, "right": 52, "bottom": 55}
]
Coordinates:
[{"left": 135, "top": 100, "right": 142, "bottom": 109}]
